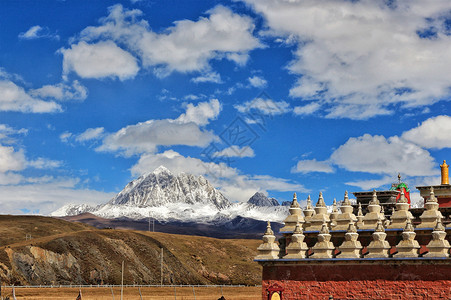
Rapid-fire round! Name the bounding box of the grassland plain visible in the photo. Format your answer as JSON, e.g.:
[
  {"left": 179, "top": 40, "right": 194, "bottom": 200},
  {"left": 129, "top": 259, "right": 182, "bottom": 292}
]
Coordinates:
[{"left": 0, "top": 215, "right": 262, "bottom": 287}]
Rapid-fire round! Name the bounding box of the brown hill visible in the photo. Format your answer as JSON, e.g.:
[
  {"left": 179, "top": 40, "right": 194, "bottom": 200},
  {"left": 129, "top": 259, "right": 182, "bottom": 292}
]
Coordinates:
[{"left": 0, "top": 215, "right": 262, "bottom": 286}]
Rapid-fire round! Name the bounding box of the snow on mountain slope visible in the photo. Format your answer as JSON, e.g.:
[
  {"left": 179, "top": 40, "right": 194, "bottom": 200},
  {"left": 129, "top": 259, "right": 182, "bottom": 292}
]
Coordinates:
[
  {"left": 51, "top": 166, "right": 288, "bottom": 224},
  {"left": 110, "top": 166, "right": 230, "bottom": 209},
  {"left": 50, "top": 203, "right": 95, "bottom": 217},
  {"left": 247, "top": 192, "right": 280, "bottom": 207}
]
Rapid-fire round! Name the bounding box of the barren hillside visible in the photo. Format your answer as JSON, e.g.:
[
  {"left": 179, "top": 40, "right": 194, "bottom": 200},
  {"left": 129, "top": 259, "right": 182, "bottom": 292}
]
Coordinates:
[{"left": 0, "top": 215, "right": 262, "bottom": 286}]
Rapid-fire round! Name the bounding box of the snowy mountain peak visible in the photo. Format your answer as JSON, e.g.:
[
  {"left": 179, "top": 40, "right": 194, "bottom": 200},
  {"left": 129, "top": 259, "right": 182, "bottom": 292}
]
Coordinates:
[
  {"left": 50, "top": 168, "right": 289, "bottom": 224},
  {"left": 108, "top": 166, "right": 230, "bottom": 209},
  {"left": 153, "top": 165, "right": 171, "bottom": 175},
  {"left": 248, "top": 192, "right": 280, "bottom": 207}
]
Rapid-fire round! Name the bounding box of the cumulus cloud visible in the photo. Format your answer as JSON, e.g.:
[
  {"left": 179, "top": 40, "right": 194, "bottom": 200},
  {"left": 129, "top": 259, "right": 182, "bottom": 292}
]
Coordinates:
[
  {"left": 248, "top": 75, "right": 267, "bottom": 88},
  {"left": 93, "top": 99, "right": 220, "bottom": 156},
  {"left": 291, "top": 159, "right": 334, "bottom": 174},
  {"left": 235, "top": 98, "right": 290, "bottom": 115},
  {"left": 293, "top": 102, "right": 321, "bottom": 116},
  {"left": 0, "top": 124, "right": 28, "bottom": 142},
  {"left": 191, "top": 72, "right": 223, "bottom": 84},
  {"left": 0, "top": 178, "right": 115, "bottom": 215},
  {"left": 330, "top": 134, "right": 437, "bottom": 176},
  {"left": 0, "top": 70, "right": 87, "bottom": 113},
  {"left": 18, "top": 25, "right": 59, "bottom": 40},
  {"left": 75, "top": 127, "right": 105, "bottom": 142},
  {"left": 244, "top": 0, "right": 451, "bottom": 119},
  {"left": 401, "top": 115, "right": 451, "bottom": 149},
  {"left": 213, "top": 145, "right": 255, "bottom": 158},
  {"left": 61, "top": 41, "right": 139, "bottom": 81},
  {"left": 346, "top": 176, "right": 394, "bottom": 190},
  {"left": 74, "top": 4, "right": 261, "bottom": 76},
  {"left": 98, "top": 120, "right": 216, "bottom": 155},
  {"left": 30, "top": 80, "right": 88, "bottom": 101},
  {"left": 176, "top": 99, "right": 221, "bottom": 126},
  {"left": 0, "top": 80, "right": 61, "bottom": 113},
  {"left": 27, "top": 158, "right": 62, "bottom": 169},
  {"left": 0, "top": 145, "right": 26, "bottom": 173},
  {"left": 130, "top": 150, "right": 306, "bottom": 202},
  {"left": 59, "top": 132, "right": 72, "bottom": 143}
]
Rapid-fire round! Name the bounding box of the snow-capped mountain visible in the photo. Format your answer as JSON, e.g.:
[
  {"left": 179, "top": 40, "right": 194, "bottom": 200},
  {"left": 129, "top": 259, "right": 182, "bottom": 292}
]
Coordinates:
[
  {"left": 110, "top": 166, "right": 230, "bottom": 209},
  {"left": 51, "top": 166, "right": 288, "bottom": 224},
  {"left": 51, "top": 203, "right": 95, "bottom": 217},
  {"left": 247, "top": 192, "right": 279, "bottom": 207}
]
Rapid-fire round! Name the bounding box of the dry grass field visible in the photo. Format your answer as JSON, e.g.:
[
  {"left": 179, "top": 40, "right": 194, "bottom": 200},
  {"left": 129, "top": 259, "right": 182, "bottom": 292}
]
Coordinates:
[{"left": 1, "top": 286, "right": 261, "bottom": 300}]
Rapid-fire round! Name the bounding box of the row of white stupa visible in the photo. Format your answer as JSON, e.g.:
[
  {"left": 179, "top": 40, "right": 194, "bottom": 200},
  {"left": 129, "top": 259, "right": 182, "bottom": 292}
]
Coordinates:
[{"left": 255, "top": 187, "right": 451, "bottom": 260}]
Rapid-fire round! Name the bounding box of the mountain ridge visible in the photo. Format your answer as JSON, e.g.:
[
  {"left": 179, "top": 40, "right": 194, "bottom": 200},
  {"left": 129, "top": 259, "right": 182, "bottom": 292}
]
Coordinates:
[{"left": 51, "top": 166, "right": 288, "bottom": 225}]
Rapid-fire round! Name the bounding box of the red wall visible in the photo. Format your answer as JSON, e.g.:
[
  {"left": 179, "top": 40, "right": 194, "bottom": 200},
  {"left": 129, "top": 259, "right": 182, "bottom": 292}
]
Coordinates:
[
  {"left": 438, "top": 197, "right": 451, "bottom": 208},
  {"left": 262, "top": 263, "right": 451, "bottom": 299}
]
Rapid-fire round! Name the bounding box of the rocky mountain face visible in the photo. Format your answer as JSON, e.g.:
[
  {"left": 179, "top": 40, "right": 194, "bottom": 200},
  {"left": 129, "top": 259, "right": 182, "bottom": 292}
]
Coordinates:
[
  {"left": 110, "top": 166, "right": 230, "bottom": 209},
  {"left": 247, "top": 192, "right": 280, "bottom": 207},
  {"left": 51, "top": 166, "right": 288, "bottom": 225}
]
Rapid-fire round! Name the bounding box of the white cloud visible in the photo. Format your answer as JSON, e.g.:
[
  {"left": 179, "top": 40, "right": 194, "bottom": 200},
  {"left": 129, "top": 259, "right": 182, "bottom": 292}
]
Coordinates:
[
  {"left": 96, "top": 99, "right": 220, "bottom": 156},
  {"left": 0, "top": 145, "right": 26, "bottom": 173},
  {"left": 0, "top": 124, "right": 28, "bottom": 142},
  {"left": 330, "top": 134, "right": 438, "bottom": 176},
  {"left": 291, "top": 159, "right": 334, "bottom": 174},
  {"left": 401, "top": 115, "right": 451, "bottom": 149},
  {"left": 130, "top": 150, "right": 306, "bottom": 202},
  {"left": 248, "top": 75, "right": 267, "bottom": 88},
  {"left": 75, "top": 127, "right": 105, "bottom": 142},
  {"left": 59, "top": 132, "right": 72, "bottom": 143},
  {"left": 293, "top": 102, "right": 321, "bottom": 116},
  {"left": 345, "top": 176, "right": 394, "bottom": 190},
  {"left": 61, "top": 41, "right": 139, "bottom": 80},
  {"left": 18, "top": 25, "right": 59, "bottom": 40},
  {"left": 98, "top": 119, "right": 216, "bottom": 156},
  {"left": 0, "top": 80, "right": 61, "bottom": 113},
  {"left": 30, "top": 80, "right": 88, "bottom": 101},
  {"left": 235, "top": 98, "right": 291, "bottom": 115},
  {"left": 183, "top": 94, "right": 206, "bottom": 101},
  {"left": 76, "top": 4, "right": 262, "bottom": 76},
  {"left": 191, "top": 72, "right": 223, "bottom": 84},
  {"left": 0, "top": 178, "right": 115, "bottom": 215},
  {"left": 27, "top": 158, "right": 62, "bottom": 169},
  {"left": 244, "top": 0, "right": 451, "bottom": 119},
  {"left": 0, "top": 172, "right": 25, "bottom": 186},
  {"left": 214, "top": 145, "right": 255, "bottom": 158},
  {"left": 176, "top": 99, "right": 221, "bottom": 126}
]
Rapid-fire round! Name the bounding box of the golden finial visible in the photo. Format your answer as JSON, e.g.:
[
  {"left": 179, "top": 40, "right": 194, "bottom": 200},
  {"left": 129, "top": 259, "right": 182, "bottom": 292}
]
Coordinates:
[{"left": 441, "top": 160, "right": 449, "bottom": 185}]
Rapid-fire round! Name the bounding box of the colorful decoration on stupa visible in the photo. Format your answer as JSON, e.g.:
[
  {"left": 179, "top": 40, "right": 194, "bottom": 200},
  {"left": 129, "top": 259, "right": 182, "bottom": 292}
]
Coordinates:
[{"left": 390, "top": 173, "right": 410, "bottom": 204}]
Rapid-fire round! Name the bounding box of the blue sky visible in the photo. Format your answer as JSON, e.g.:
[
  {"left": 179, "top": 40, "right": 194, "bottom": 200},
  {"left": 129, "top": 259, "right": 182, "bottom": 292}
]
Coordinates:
[{"left": 1, "top": 0, "right": 451, "bottom": 214}]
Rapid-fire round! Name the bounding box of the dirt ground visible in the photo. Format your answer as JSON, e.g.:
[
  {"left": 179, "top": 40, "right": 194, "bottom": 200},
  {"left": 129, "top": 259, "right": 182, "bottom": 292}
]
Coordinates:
[{"left": 1, "top": 286, "right": 262, "bottom": 300}]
